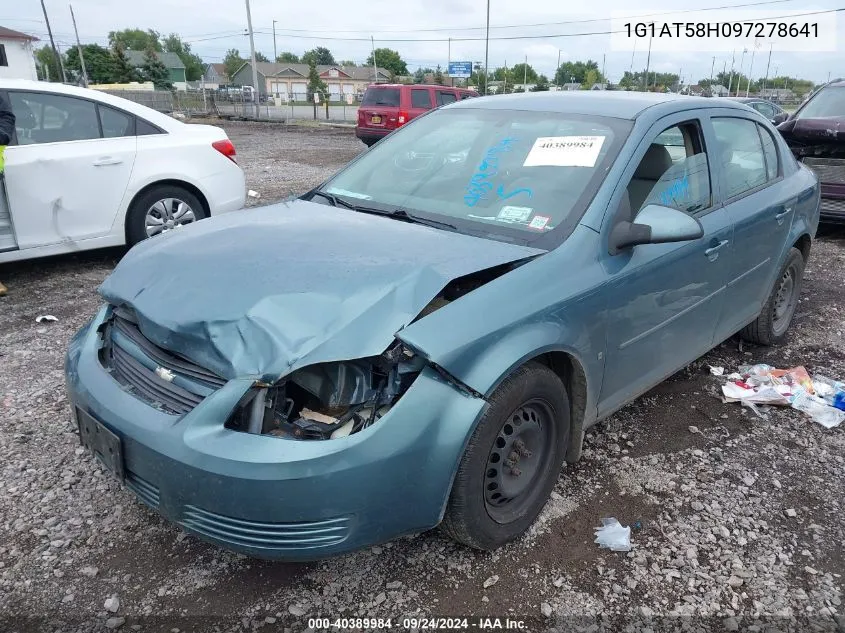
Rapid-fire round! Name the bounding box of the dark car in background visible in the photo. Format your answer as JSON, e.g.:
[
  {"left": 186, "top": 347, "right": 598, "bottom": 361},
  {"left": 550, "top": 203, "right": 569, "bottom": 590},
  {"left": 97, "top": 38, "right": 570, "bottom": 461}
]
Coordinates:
[
  {"left": 777, "top": 78, "right": 845, "bottom": 223},
  {"left": 355, "top": 83, "right": 478, "bottom": 146},
  {"left": 728, "top": 97, "right": 789, "bottom": 126}
]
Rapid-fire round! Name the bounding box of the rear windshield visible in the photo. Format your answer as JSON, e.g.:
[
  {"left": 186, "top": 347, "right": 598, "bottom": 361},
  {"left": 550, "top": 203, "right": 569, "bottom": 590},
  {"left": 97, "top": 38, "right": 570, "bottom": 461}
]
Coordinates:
[{"left": 362, "top": 87, "right": 400, "bottom": 107}]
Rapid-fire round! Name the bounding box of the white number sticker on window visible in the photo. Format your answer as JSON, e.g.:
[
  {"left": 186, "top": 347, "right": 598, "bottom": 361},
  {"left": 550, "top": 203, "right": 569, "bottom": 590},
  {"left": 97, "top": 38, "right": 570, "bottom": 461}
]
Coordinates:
[{"left": 523, "top": 135, "right": 606, "bottom": 167}]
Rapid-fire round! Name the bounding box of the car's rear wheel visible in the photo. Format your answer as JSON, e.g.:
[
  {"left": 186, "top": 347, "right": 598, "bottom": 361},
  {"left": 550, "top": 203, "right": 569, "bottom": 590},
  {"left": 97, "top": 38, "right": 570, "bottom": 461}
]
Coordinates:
[
  {"left": 126, "top": 185, "right": 206, "bottom": 246},
  {"left": 741, "top": 247, "right": 805, "bottom": 345},
  {"left": 441, "top": 362, "right": 570, "bottom": 550}
]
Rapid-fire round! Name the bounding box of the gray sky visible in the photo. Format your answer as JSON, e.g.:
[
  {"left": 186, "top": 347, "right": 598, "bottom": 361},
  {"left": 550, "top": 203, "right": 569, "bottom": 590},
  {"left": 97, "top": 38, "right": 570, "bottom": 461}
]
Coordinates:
[{"left": 6, "top": 0, "right": 842, "bottom": 84}]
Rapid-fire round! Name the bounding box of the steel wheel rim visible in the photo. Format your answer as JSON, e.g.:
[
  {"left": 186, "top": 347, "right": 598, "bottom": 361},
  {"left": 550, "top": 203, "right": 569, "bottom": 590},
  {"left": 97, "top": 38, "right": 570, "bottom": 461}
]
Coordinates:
[
  {"left": 145, "top": 198, "right": 197, "bottom": 237},
  {"left": 772, "top": 264, "right": 798, "bottom": 335},
  {"left": 484, "top": 398, "right": 557, "bottom": 524}
]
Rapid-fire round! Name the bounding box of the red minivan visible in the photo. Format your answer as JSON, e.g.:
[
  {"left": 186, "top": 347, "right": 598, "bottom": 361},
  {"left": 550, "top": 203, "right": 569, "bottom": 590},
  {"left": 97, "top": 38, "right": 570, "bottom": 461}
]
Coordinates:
[{"left": 355, "top": 84, "right": 478, "bottom": 146}]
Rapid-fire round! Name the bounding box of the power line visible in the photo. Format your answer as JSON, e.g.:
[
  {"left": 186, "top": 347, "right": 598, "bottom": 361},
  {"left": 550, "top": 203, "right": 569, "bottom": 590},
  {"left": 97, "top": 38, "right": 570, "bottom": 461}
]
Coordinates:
[{"left": 265, "top": 0, "right": 803, "bottom": 35}]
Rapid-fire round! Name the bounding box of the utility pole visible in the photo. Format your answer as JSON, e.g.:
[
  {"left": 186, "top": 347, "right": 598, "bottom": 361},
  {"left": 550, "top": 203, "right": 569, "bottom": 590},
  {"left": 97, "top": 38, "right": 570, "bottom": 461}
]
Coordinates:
[
  {"left": 523, "top": 55, "right": 528, "bottom": 92},
  {"left": 69, "top": 3, "right": 87, "bottom": 87},
  {"left": 746, "top": 45, "right": 756, "bottom": 97},
  {"left": 503, "top": 59, "right": 507, "bottom": 94},
  {"left": 557, "top": 50, "right": 561, "bottom": 86},
  {"left": 484, "top": 0, "right": 490, "bottom": 95},
  {"left": 272, "top": 20, "right": 277, "bottom": 61},
  {"left": 710, "top": 56, "right": 715, "bottom": 85},
  {"left": 370, "top": 36, "right": 378, "bottom": 84},
  {"left": 40, "top": 0, "right": 66, "bottom": 82},
  {"left": 727, "top": 49, "right": 736, "bottom": 97},
  {"left": 448, "top": 37, "right": 452, "bottom": 87},
  {"left": 643, "top": 30, "right": 652, "bottom": 91},
  {"left": 762, "top": 44, "right": 772, "bottom": 93},
  {"left": 244, "top": 0, "right": 260, "bottom": 118},
  {"left": 602, "top": 53, "right": 606, "bottom": 83}
]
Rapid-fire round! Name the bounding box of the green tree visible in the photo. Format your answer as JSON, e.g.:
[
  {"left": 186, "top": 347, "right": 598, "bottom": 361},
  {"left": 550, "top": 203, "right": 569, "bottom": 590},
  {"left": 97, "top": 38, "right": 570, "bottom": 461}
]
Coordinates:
[
  {"left": 413, "top": 68, "right": 426, "bottom": 83},
  {"left": 306, "top": 59, "right": 327, "bottom": 102},
  {"left": 34, "top": 45, "right": 64, "bottom": 81},
  {"left": 162, "top": 33, "right": 204, "bottom": 81},
  {"left": 366, "top": 48, "right": 407, "bottom": 78},
  {"left": 110, "top": 45, "right": 138, "bottom": 83},
  {"left": 554, "top": 60, "right": 603, "bottom": 85},
  {"left": 531, "top": 74, "right": 550, "bottom": 91},
  {"left": 337, "top": 59, "right": 356, "bottom": 67},
  {"left": 254, "top": 51, "right": 270, "bottom": 63},
  {"left": 302, "top": 46, "right": 336, "bottom": 66},
  {"left": 276, "top": 51, "right": 299, "bottom": 63},
  {"left": 65, "top": 44, "right": 115, "bottom": 84},
  {"left": 109, "top": 28, "right": 161, "bottom": 52},
  {"left": 470, "top": 71, "right": 488, "bottom": 94},
  {"left": 510, "top": 62, "right": 538, "bottom": 85},
  {"left": 582, "top": 69, "right": 599, "bottom": 90},
  {"left": 141, "top": 47, "right": 172, "bottom": 90},
  {"left": 223, "top": 49, "right": 245, "bottom": 81},
  {"left": 433, "top": 64, "right": 445, "bottom": 85}
]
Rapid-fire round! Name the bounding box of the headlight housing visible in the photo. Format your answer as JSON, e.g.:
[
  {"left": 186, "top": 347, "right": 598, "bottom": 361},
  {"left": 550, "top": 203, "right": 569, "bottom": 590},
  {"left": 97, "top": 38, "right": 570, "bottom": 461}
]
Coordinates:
[{"left": 225, "top": 342, "right": 424, "bottom": 440}]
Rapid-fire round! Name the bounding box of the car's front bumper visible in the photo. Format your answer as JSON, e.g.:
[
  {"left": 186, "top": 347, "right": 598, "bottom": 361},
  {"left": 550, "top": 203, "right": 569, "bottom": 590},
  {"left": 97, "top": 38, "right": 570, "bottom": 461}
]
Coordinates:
[{"left": 65, "top": 308, "right": 487, "bottom": 560}]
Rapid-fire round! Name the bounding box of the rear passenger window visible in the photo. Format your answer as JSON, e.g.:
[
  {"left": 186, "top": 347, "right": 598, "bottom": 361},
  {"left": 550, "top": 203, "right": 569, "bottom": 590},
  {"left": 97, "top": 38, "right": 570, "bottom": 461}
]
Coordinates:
[
  {"left": 136, "top": 118, "right": 163, "bottom": 136},
  {"left": 437, "top": 91, "right": 457, "bottom": 106},
  {"left": 411, "top": 89, "right": 432, "bottom": 109},
  {"left": 10, "top": 92, "right": 100, "bottom": 144},
  {"left": 712, "top": 118, "right": 768, "bottom": 199},
  {"left": 758, "top": 124, "right": 779, "bottom": 181},
  {"left": 99, "top": 105, "right": 134, "bottom": 138}
]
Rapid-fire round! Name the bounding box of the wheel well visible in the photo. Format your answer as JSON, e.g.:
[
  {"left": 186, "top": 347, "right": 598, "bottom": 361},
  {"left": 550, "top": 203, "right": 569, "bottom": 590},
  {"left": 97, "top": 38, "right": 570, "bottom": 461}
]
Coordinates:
[
  {"left": 793, "top": 234, "right": 811, "bottom": 262},
  {"left": 124, "top": 180, "right": 210, "bottom": 242},
  {"left": 535, "top": 351, "right": 589, "bottom": 463}
]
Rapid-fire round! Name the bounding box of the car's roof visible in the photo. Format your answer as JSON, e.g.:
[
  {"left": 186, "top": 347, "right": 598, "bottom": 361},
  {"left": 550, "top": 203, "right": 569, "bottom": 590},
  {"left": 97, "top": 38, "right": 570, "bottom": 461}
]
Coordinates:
[
  {"left": 727, "top": 97, "right": 759, "bottom": 102},
  {"left": 449, "top": 90, "right": 750, "bottom": 120},
  {"left": 369, "top": 83, "right": 475, "bottom": 91},
  {"left": 0, "top": 79, "right": 181, "bottom": 131}
]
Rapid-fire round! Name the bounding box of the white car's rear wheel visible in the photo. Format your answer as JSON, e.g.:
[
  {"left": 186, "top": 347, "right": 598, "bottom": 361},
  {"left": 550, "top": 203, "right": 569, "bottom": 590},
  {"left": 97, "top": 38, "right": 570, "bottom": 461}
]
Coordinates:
[{"left": 127, "top": 185, "right": 205, "bottom": 246}]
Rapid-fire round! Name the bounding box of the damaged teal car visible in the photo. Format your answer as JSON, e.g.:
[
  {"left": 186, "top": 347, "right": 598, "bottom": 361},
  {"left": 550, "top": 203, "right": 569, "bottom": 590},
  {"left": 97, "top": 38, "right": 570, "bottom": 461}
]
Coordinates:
[{"left": 65, "top": 92, "right": 820, "bottom": 559}]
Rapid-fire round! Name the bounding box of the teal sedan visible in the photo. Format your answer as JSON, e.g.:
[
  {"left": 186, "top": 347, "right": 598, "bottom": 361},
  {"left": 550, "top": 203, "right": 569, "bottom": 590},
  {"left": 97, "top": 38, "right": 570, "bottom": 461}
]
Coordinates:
[{"left": 65, "top": 92, "right": 820, "bottom": 559}]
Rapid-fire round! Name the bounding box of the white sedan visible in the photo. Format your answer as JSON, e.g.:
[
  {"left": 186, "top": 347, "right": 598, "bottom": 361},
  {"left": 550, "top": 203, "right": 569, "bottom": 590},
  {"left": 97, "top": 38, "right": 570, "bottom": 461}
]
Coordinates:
[{"left": 0, "top": 80, "right": 245, "bottom": 264}]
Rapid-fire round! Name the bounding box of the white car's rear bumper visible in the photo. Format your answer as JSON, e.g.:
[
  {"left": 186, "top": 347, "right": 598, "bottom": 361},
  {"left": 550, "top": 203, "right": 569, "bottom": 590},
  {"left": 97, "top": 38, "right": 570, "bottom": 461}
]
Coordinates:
[{"left": 203, "top": 165, "right": 247, "bottom": 217}]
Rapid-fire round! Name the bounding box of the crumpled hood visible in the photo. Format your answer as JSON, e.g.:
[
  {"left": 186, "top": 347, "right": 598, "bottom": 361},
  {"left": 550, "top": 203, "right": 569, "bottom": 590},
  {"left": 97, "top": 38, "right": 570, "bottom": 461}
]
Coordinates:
[
  {"left": 778, "top": 117, "right": 845, "bottom": 146},
  {"left": 99, "top": 200, "right": 544, "bottom": 381}
]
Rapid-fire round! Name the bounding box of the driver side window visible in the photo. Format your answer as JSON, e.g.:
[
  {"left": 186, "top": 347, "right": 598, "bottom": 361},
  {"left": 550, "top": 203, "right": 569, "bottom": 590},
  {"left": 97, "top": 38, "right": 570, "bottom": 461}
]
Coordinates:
[{"left": 626, "top": 122, "right": 712, "bottom": 217}]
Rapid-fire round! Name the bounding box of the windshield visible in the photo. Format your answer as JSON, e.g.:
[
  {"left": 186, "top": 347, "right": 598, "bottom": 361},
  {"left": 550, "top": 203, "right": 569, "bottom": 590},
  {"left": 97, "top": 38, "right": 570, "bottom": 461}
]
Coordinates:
[
  {"left": 322, "top": 108, "right": 631, "bottom": 245},
  {"left": 797, "top": 86, "right": 845, "bottom": 119}
]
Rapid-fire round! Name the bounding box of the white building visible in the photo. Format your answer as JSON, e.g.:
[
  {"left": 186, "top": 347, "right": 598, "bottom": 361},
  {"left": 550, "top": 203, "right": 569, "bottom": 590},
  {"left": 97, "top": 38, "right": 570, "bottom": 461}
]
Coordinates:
[{"left": 0, "top": 26, "right": 38, "bottom": 81}]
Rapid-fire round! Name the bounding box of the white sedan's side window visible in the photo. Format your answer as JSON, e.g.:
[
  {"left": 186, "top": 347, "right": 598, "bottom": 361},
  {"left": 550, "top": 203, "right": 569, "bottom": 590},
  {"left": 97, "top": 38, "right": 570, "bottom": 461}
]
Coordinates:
[{"left": 9, "top": 92, "right": 100, "bottom": 145}]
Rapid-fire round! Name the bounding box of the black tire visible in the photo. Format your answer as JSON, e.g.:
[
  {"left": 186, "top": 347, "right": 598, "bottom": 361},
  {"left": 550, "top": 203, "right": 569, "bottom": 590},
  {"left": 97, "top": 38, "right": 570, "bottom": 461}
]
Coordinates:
[
  {"left": 741, "top": 247, "right": 805, "bottom": 346},
  {"left": 126, "top": 185, "right": 205, "bottom": 246},
  {"left": 441, "top": 362, "right": 570, "bottom": 550}
]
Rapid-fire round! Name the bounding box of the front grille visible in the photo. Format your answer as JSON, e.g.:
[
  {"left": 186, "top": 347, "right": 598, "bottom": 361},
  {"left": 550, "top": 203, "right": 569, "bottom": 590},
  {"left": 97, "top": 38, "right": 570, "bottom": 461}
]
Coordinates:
[
  {"left": 179, "top": 505, "right": 351, "bottom": 551},
  {"left": 802, "top": 157, "right": 845, "bottom": 184},
  {"left": 125, "top": 471, "right": 160, "bottom": 509},
  {"left": 101, "top": 307, "right": 225, "bottom": 415}
]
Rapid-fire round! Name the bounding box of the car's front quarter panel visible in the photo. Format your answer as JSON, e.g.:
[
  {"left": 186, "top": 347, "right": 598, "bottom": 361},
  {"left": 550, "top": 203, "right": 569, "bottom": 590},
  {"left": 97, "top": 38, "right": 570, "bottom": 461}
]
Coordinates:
[
  {"left": 65, "top": 308, "right": 487, "bottom": 560},
  {"left": 399, "top": 225, "right": 607, "bottom": 428}
]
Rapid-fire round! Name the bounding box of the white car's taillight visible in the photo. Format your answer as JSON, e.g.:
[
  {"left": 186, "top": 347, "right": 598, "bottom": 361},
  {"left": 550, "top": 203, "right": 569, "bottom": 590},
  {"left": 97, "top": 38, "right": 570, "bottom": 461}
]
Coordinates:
[{"left": 212, "top": 139, "right": 238, "bottom": 164}]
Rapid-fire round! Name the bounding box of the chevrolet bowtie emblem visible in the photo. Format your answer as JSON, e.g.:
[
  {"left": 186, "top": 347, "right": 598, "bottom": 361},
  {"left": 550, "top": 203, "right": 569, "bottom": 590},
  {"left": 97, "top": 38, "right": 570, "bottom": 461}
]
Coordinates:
[{"left": 155, "top": 366, "right": 175, "bottom": 382}]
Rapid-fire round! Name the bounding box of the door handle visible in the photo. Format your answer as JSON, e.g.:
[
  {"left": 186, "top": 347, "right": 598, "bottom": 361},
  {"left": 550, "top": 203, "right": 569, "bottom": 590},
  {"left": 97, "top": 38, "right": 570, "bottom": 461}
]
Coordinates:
[
  {"left": 93, "top": 157, "right": 122, "bottom": 166},
  {"left": 775, "top": 206, "right": 793, "bottom": 225},
  {"left": 704, "top": 240, "right": 729, "bottom": 258}
]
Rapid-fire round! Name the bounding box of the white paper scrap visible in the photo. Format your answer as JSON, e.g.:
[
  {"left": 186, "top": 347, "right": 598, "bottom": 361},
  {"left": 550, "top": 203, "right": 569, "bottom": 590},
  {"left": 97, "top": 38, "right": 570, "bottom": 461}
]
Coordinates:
[{"left": 523, "top": 135, "right": 606, "bottom": 167}]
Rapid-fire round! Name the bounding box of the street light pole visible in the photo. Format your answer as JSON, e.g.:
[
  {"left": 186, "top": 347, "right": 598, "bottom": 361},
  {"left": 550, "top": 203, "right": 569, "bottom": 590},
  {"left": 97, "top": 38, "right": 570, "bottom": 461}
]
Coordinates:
[
  {"left": 244, "top": 0, "right": 260, "bottom": 118},
  {"left": 272, "top": 20, "right": 277, "bottom": 62},
  {"left": 484, "top": 0, "right": 490, "bottom": 95}
]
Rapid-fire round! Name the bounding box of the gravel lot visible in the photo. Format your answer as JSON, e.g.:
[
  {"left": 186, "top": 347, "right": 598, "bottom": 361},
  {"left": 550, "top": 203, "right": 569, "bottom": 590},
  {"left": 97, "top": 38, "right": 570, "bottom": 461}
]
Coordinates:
[{"left": 1, "top": 121, "right": 843, "bottom": 633}]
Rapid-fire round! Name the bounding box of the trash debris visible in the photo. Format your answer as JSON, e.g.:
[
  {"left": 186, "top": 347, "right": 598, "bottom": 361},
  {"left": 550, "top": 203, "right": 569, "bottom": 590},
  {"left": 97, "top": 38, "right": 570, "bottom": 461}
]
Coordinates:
[
  {"left": 482, "top": 575, "right": 499, "bottom": 589},
  {"left": 247, "top": 190, "right": 261, "bottom": 199},
  {"left": 709, "top": 366, "right": 725, "bottom": 376},
  {"left": 35, "top": 315, "right": 58, "bottom": 323},
  {"left": 720, "top": 364, "right": 844, "bottom": 429},
  {"left": 594, "top": 517, "right": 632, "bottom": 552}
]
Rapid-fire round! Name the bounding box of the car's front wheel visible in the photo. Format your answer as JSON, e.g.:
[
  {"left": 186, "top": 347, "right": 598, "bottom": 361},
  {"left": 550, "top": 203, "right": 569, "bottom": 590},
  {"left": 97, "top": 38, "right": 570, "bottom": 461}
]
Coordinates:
[
  {"left": 741, "top": 246, "right": 805, "bottom": 345},
  {"left": 126, "top": 185, "right": 206, "bottom": 246},
  {"left": 441, "top": 362, "right": 570, "bottom": 550}
]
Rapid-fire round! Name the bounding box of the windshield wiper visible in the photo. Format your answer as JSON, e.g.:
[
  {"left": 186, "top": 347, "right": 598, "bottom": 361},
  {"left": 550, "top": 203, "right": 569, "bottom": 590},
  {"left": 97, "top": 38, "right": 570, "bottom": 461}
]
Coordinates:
[{"left": 312, "top": 191, "right": 457, "bottom": 231}]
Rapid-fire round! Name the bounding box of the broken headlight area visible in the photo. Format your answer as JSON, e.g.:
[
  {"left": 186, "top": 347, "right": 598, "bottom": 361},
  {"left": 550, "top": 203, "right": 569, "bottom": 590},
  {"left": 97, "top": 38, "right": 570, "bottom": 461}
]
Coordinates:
[{"left": 226, "top": 343, "right": 425, "bottom": 440}]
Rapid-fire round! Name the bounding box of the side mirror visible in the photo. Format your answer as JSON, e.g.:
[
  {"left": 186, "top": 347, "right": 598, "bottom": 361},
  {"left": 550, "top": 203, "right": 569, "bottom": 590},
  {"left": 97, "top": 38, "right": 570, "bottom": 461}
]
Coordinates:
[
  {"left": 610, "top": 204, "right": 704, "bottom": 254},
  {"left": 772, "top": 112, "right": 789, "bottom": 125}
]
